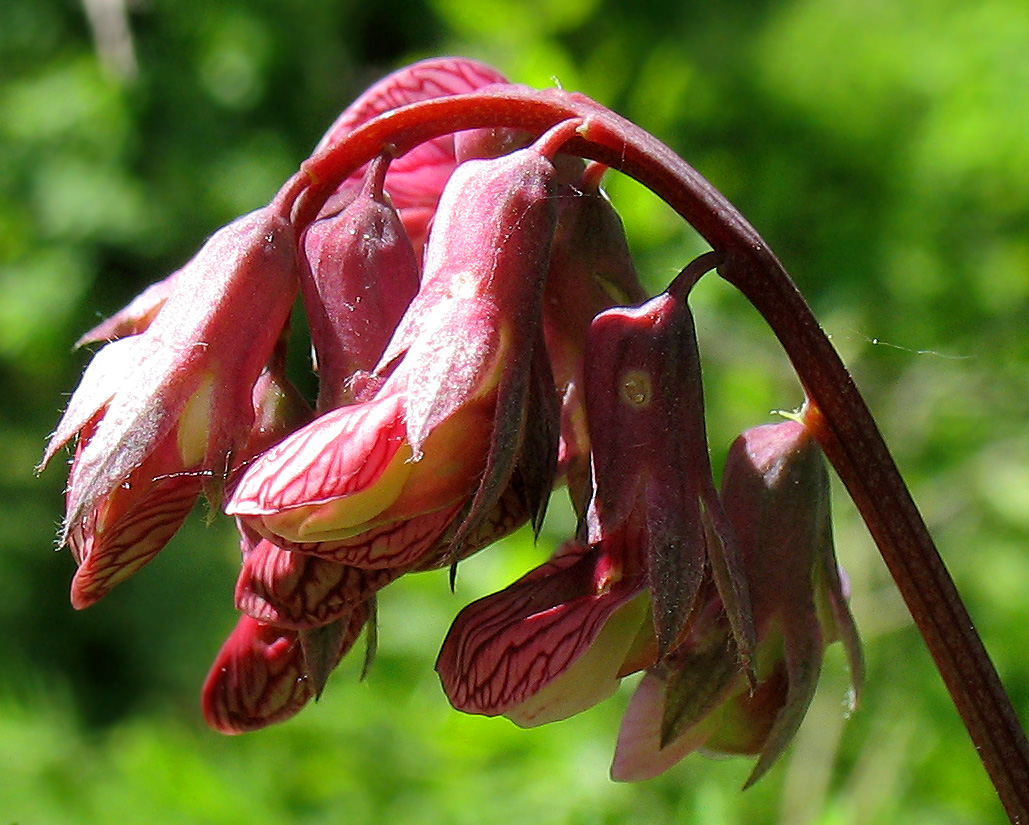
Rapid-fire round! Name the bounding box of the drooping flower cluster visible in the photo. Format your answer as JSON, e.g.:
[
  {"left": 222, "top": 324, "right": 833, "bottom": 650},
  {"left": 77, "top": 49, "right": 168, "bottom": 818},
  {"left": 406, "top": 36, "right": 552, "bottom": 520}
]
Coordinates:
[{"left": 41, "top": 57, "right": 862, "bottom": 781}]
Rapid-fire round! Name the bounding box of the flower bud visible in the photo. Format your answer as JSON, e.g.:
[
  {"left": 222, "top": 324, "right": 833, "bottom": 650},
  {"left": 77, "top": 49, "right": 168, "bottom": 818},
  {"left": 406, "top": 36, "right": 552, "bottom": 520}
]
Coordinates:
[
  {"left": 585, "top": 290, "right": 754, "bottom": 665},
  {"left": 300, "top": 156, "right": 419, "bottom": 409},
  {"left": 201, "top": 608, "right": 369, "bottom": 734}
]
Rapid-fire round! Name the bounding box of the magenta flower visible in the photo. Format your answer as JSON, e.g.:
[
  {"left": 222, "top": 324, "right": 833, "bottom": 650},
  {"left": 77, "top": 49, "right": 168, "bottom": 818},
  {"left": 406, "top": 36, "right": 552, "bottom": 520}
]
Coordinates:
[{"left": 41, "top": 208, "right": 300, "bottom": 605}]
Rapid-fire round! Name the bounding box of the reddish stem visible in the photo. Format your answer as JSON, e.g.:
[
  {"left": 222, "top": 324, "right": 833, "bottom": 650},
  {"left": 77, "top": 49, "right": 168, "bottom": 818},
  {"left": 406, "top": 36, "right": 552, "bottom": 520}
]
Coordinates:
[{"left": 283, "top": 86, "right": 1029, "bottom": 820}]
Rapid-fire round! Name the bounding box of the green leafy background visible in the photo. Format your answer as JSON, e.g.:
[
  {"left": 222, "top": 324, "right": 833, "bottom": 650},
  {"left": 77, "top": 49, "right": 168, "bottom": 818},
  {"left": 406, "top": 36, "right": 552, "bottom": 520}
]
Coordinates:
[{"left": 3, "top": 0, "right": 1028, "bottom": 822}]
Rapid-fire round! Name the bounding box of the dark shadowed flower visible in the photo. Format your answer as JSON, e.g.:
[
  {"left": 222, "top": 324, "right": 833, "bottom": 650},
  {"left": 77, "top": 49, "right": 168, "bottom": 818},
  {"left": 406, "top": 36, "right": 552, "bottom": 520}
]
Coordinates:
[{"left": 611, "top": 416, "right": 863, "bottom": 784}]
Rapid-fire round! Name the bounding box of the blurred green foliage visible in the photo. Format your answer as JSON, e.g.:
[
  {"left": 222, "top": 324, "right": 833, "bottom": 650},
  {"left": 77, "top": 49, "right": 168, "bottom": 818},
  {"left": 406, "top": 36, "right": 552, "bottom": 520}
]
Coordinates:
[{"left": 2, "top": 0, "right": 1028, "bottom": 822}]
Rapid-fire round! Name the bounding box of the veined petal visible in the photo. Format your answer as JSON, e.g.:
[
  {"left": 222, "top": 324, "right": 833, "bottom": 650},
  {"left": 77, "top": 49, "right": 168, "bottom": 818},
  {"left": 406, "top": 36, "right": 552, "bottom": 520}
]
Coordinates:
[
  {"left": 69, "top": 470, "right": 201, "bottom": 609},
  {"left": 436, "top": 543, "right": 645, "bottom": 721},
  {"left": 64, "top": 413, "right": 205, "bottom": 607},
  {"left": 302, "top": 504, "right": 461, "bottom": 569},
  {"left": 235, "top": 539, "right": 398, "bottom": 628},
  {"left": 202, "top": 616, "right": 314, "bottom": 734},
  {"left": 313, "top": 57, "right": 508, "bottom": 154},
  {"left": 505, "top": 594, "right": 649, "bottom": 728},
  {"left": 227, "top": 391, "right": 412, "bottom": 542}
]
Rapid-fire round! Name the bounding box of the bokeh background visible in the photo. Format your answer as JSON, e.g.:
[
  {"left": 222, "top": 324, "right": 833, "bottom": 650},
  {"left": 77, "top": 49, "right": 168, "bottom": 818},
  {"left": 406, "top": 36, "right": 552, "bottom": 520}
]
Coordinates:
[{"left": 3, "top": 0, "right": 1029, "bottom": 822}]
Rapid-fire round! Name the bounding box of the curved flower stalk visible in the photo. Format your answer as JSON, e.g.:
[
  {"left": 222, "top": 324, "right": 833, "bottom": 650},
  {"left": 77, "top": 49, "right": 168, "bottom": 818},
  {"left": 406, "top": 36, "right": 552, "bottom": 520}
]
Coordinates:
[{"left": 39, "top": 56, "right": 1029, "bottom": 820}]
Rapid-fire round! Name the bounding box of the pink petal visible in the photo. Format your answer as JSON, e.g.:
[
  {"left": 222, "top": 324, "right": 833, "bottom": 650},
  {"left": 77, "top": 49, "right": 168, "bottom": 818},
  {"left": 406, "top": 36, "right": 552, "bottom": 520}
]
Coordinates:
[
  {"left": 69, "top": 470, "right": 201, "bottom": 609},
  {"left": 63, "top": 207, "right": 298, "bottom": 534},
  {"left": 313, "top": 57, "right": 508, "bottom": 154},
  {"left": 202, "top": 616, "right": 313, "bottom": 734},
  {"left": 306, "top": 503, "right": 461, "bottom": 569},
  {"left": 75, "top": 269, "right": 182, "bottom": 347},
  {"left": 235, "top": 538, "right": 398, "bottom": 628},
  {"left": 436, "top": 543, "right": 644, "bottom": 721},
  {"left": 226, "top": 390, "right": 409, "bottom": 539},
  {"left": 611, "top": 674, "right": 712, "bottom": 782}
]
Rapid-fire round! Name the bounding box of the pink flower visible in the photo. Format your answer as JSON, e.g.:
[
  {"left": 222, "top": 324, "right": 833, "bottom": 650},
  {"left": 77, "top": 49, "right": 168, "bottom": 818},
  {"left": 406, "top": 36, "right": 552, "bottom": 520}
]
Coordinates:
[
  {"left": 226, "top": 126, "right": 579, "bottom": 570},
  {"left": 299, "top": 155, "right": 419, "bottom": 410},
  {"left": 436, "top": 537, "right": 651, "bottom": 727},
  {"left": 202, "top": 609, "right": 370, "bottom": 734},
  {"left": 41, "top": 212, "right": 302, "bottom": 606},
  {"left": 311, "top": 57, "right": 511, "bottom": 260},
  {"left": 41, "top": 207, "right": 299, "bottom": 541}
]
